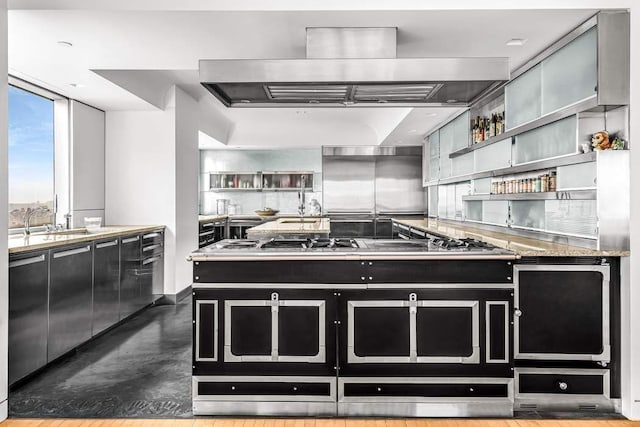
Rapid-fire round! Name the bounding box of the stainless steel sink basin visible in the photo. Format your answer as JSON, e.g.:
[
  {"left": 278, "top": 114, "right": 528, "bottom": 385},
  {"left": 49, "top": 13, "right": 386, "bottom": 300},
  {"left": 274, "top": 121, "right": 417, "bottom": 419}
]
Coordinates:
[{"left": 280, "top": 219, "right": 318, "bottom": 224}]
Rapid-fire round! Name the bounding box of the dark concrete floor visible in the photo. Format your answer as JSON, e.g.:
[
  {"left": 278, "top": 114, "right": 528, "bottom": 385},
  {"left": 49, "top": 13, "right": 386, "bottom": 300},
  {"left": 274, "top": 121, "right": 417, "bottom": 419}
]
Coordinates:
[{"left": 9, "top": 297, "right": 192, "bottom": 418}]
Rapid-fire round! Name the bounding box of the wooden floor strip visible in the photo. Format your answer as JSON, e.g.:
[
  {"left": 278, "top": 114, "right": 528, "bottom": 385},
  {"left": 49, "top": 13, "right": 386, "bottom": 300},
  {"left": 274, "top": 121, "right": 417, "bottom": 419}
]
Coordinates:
[{"left": 2, "top": 421, "right": 640, "bottom": 427}]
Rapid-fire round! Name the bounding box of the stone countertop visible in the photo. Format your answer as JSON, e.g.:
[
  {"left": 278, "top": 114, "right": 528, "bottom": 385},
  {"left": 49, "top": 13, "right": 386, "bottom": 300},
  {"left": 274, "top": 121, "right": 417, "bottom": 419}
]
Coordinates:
[
  {"left": 199, "top": 214, "right": 326, "bottom": 222},
  {"left": 8, "top": 225, "right": 165, "bottom": 254},
  {"left": 245, "top": 218, "right": 331, "bottom": 235},
  {"left": 199, "top": 215, "right": 228, "bottom": 223},
  {"left": 391, "top": 218, "right": 630, "bottom": 257}
]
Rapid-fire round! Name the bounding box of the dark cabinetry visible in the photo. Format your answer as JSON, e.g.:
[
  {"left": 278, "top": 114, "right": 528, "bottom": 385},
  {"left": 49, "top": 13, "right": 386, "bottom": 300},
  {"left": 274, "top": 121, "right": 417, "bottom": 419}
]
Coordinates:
[
  {"left": 513, "top": 261, "right": 617, "bottom": 411},
  {"left": 8, "top": 251, "right": 49, "bottom": 384},
  {"left": 141, "top": 231, "right": 164, "bottom": 305},
  {"left": 93, "top": 238, "right": 121, "bottom": 335},
  {"left": 120, "top": 235, "right": 141, "bottom": 319},
  {"left": 199, "top": 218, "right": 227, "bottom": 248},
  {"left": 48, "top": 244, "right": 93, "bottom": 361}
]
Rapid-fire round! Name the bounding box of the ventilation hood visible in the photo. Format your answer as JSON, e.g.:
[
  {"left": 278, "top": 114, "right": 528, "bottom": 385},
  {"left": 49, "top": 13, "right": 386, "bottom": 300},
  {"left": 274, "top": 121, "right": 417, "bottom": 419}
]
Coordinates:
[{"left": 200, "top": 27, "right": 510, "bottom": 108}]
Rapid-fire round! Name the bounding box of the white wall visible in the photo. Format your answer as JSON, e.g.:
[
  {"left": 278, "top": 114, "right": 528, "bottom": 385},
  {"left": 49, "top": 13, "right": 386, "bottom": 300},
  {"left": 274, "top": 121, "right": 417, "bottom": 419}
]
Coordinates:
[
  {"left": 174, "top": 86, "right": 199, "bottom": 296},
  {"left": 105, "top": 102, "right": 176, "bottom": 296},
  {"left": 0, "top": 0, "right": 7, "bottom": 420},
  {"left": 623, "top": 6, "right": 640, "bottom": 420},
  {"left": 70, "top": 100, "right": 105, "bottom": 227}
]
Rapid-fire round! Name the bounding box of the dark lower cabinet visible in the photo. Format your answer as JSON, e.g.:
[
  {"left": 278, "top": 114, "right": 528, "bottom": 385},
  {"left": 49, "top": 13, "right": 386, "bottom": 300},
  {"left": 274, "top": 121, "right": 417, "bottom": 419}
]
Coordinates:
[
  {"left": 120, "top": 235, "right": 141, "bottom": 319},
  {"left": 93, "top": 238, "right": 121, "bottom": 335},
  {"left": 8, "top": 251, "right": 49, "bottom": 384},
  {"left": 48, "top": 244, "right": 93, "bottom": 361},
  {"left": 329, "top": 218, "right": 375, "bottom": 238}
]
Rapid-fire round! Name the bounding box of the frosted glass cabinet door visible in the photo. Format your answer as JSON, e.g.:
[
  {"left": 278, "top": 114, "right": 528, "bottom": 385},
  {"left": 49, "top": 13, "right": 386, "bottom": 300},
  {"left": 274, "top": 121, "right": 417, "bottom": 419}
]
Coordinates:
[
  {"left": 439, "top": 124, "right": 453, "bottom": 179},
  {"left": 451, "top": 111, "right": 470, "bottom": 152},
  {"left": 513, "top": 115, "right": 577, "bottom": 165},
  {"left": 428, "top": 131, "right": 440, "bottom": 182},
  {"left": 505, "top": 64, "right": 542, "bottom": 130},
  {"left": 542, "top": 28, "right": 597, "bottom": 115},
  {"left": 474, "top": 137, "right": 512, "bottom": 173},
  {"left": 482, "top": 201, "right": 509, "bottom": 226}
]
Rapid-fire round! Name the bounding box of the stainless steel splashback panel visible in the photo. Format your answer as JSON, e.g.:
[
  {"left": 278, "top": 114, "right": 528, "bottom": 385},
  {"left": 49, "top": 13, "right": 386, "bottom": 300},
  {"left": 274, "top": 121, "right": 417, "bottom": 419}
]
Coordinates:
[
  {"left": 323, "top": 157, "right": 375, "bottom": 214},
  {"left": 375, "top": 156, "right": 425, "bottom": 214}
]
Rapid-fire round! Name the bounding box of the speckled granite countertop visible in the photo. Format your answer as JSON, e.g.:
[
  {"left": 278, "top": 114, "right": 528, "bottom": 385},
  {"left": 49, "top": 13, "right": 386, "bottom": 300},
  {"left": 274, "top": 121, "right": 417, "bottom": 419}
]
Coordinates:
[
  {"left": 9, "top": 225, "right": 165, "bottom": 254},
  {"left": 392, "top": 218, "right": 629, "bottom": 257},
  {"left": 198, "top": 215, "right": 228, "bottom": 223},
  {"left": 246, "top": 218, "right": 330, "bottom": 235},
  {"left": 199, "top": 214, "right": 325, "bottom": 222}
]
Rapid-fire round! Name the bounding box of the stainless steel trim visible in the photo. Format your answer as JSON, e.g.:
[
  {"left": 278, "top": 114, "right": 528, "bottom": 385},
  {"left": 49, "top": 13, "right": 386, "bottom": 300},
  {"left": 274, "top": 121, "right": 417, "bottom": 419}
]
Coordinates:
[
  {"left": 338, "top": 401, "right": 513, "bottom": 418},
  {"left": 200, "top": 57, "right": 510, "bottom": 83},
  {"left": 201, "top": 223, "right": 215, "bottom": 228},
  {"left": 193, "top": 400, "right": 337, "bottom": 417},
  {"left": 366, "top": 283, "right": 514, "bottom": 290},
  {"left": 597, "top": 11, "right": 630, "bottom": 105},
  {"left": 514, "top": 264, "right": 610, "bottom": 361},
  {"left": 143, "top": 244, "right": 161, "bottom": 252},
  {"left": 437, "top": 152, "right": 597, "bottom": 186},
  {"left": 122, "top": 236, "right": 140, "bottom": 244},
  {"left": 195, "top": 300, "right": 218, "bottom": 362},
  {"left": 347, "top": 298, "right": 479, "bottom": 364},
  {"left": 193, "top": 283, "right": 368, "bottom": 290},
  {"left": 510, "top": 15, "right": 597, "bottom": 81},
  {"left": 9, "top": 254, "right": 45, "bottom": 268},
  {"left": 514, "top": 367, "right": 610, "bottom": 400},
  {"left": 193, "top": 375, "right": 337, "bottom": 403},
  {"left": 142, "top": 232, "right": 161, "bottom": 239},
  {"left": 224, "top": 299, "right": 326, "bottom": 363},
  {"left": 95, "top": 240, "right": 118, "bottom": 249},
  {"left": 463, "top": 190, "right": 596, "bottom": 202},
  {"left": 330, "top": 219, "right": 373, "bottom": 223},
  {"left": 190, "top": 254, "right": 517, "bottom": 262},
  {"left": 486, "top": 301, "right": 510, "bottom": 364},
  {"left": 52, "top": 245, "right": 91, "bottom": 259},
  {"left": 142, "top": 256, "right": 160, "bottom": 265}
]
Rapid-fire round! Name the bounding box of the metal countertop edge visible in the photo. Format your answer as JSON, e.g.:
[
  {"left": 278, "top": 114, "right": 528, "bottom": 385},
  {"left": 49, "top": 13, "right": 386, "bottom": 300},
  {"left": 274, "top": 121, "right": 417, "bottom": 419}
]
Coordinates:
[{"left": 190, "top": 253, "right": 518, "bottom": 262}]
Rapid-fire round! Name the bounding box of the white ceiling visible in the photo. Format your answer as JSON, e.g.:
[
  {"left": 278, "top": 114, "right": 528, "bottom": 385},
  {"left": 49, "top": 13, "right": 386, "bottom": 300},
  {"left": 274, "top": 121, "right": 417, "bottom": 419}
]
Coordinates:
[{"left": 7, "top": 7, "right": 598, "bottom": 148}]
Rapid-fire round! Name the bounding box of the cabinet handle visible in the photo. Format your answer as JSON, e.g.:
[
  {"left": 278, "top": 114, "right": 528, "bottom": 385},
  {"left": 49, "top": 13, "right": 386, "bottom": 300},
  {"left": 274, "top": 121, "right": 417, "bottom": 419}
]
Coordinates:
[
  {"left": 53, "top": 245, "right": 91, "bottom": 259},
  {"left": 96, "top": 240, "right": 118, "bottom": 249},
  {"left": 143, "top": 244, "right": 161, "bottom": 252},
  {"left": 142, "top": 256, "right": 160, "bottom": 265},
  {"left": 558, "top": 381, "right": 568, "bottom": 391},
  {"left": 143, "top": 232, "right": 161, "bottom": 239},
  {"left": 122, "top": 236, "right": 139, "bottom": 244},
  {"left": 9, "top": 254, "right": 45, "bottom": 268},
  {"left": 201, "top": 223, "right": 215, "bottom": 228},
  {"left": 514, "top": 308, "right": 522, "bottom": 317}
]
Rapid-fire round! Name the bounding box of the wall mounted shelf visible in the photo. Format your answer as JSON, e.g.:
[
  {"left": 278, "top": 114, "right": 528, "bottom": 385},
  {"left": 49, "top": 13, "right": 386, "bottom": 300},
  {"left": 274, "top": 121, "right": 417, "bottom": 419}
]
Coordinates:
[{"left": 462, "top": 189, "right": 596, "bottom": 202}]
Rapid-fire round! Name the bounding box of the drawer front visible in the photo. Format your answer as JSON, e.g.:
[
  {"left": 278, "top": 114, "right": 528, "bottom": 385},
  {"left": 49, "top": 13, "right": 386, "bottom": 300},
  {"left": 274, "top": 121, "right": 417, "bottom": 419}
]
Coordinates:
[
  {"left": 339, "top": 377, "right": 513, "bottom": 401},
  {"left": 515, "top": 368, "right": 609, "bottom": 399},
  {"left": 141, "top": 231, "right": 163, "bottom": 247},
  {"left": 368, "top": 260, "right": 513, "bottom": 284},
  {"left": 193, "top": 376, "right": 336, "bottom": 402},
  {"left": 194, "top": 260, "right": 366, "bottom": 284}
]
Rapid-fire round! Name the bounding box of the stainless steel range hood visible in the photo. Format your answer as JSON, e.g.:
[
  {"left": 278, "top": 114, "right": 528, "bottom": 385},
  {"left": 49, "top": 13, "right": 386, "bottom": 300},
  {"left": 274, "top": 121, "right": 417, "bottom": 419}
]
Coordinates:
[{"left": 200, "top": 27, "right": 509, "bottom": 108}]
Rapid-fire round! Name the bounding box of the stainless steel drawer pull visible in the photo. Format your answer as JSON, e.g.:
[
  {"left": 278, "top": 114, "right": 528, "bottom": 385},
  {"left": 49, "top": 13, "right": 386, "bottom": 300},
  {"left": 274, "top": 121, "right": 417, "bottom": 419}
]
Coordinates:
[
  {"left": 201, "top": 223, "right": 215, "bottom": 228},
  {"left": 143, "top": 244, "right": 161, "bottom": 252},
  {"left": 53, "top": 246, "right": 91, "bottom": 258},
  {"left": 9, "top": 254, "right": 45, "bottom": 268},
  {"left": 142, "top": 256, "right": 160, "bottom": 265},
  {"left": 96, "top": 240, "right": 118, "bottom": 249},
  {"left": 122, "top": 236, "right": 140, "bottom": 244},
  {"left": 143, "top": 232, "right": 160, "bottom": 239}
]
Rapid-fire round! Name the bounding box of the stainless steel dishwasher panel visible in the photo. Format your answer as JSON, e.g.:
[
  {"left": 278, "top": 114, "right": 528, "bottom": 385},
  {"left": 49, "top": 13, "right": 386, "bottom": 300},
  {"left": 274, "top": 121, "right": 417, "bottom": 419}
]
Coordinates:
[
  {"left": 48, "top": 244, "right": 94, "bottom": 361},
  {"left": 8, "top": 251, "right": 49, "bottom": 384}
]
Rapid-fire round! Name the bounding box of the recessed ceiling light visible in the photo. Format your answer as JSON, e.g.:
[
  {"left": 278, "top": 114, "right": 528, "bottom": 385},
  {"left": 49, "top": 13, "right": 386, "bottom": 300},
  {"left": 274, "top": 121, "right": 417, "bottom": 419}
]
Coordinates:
[
  {"left": 69, "top": 83, "right": 85, "bottom": 88},
  {"left": 506, "top": 38, "right": 527, "bottom": 47},
  {"left": 239, "top": 99, "right": 251, "bottom": 103},
  {"left": 57, "top": 41, "right": 73, "bottom": 48},
  {"left": 408, "top": 129, "right": 417, "bottom": 134},
  {"left": 424, "top": 112, "right": 437, "bottom": 117},
  {"left": 446, "top": 99, "right": 458, "bottom": 103}
]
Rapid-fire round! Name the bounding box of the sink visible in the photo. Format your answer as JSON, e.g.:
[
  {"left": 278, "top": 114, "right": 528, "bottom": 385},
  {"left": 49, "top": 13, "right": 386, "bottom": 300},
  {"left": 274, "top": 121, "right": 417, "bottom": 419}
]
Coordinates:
[{"left": 280, "top": 219, "right": 318, "bottom": 224}]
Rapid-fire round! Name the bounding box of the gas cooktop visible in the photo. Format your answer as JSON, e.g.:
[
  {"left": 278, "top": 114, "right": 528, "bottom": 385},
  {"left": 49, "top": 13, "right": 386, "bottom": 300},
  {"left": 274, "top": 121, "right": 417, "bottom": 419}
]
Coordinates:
[{"left": 206, "top": 236, "right": 508, "bottom": 254}]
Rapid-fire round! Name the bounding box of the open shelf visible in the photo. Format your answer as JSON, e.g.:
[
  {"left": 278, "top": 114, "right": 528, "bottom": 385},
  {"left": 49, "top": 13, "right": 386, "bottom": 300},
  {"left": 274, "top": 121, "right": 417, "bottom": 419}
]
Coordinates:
[{"left": 463, "top": 189, "right": 596, "bottom": 202}]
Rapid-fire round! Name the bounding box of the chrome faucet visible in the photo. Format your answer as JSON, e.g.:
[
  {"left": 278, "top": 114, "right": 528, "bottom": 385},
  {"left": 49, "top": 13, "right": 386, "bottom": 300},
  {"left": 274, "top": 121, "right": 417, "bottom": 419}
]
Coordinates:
[
  {"left": 298, "top": 175, "right": 307, "bottom": 219},
  {"left": 23, "top": 207, "right": 50, "bottom": 236}
]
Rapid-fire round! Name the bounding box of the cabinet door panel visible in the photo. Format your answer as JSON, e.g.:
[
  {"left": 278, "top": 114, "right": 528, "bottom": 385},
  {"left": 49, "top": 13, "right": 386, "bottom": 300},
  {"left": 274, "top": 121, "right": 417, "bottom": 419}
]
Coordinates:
[
  {"left": 353, "top": 306, "right": 410, "bottom": 357},
  {"left": 515, "top": 265, "right": 609, "bottom": 361},
  {"left": 8, "top": 252, "right": 49, "bottom": 384},
  {"left": 229, "top": 305, "right": 272, "bottom": 356},
  {"left": 279, "top": 306, "right": 320, "bottom": 356},
  {"left": 416, "top": 306, "right": 474, "bottom": 358},
  {"left": 120, "top": 235, "right": 141, "bottom": 319},
  {"left": 49, "top": 245, "right": 93, "bottom": 361},
  {"left": 93, "top": 239, "right": 120, "bottom": 335}
]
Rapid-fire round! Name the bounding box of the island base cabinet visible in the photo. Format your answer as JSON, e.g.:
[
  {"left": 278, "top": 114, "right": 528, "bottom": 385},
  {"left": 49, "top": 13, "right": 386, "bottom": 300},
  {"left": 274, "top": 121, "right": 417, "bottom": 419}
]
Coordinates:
[
  {"left": 93, "top": 238, "right": 121, "bottom": 335},
  {"left": 48, "top": 244, "right": 93, "bottom": 361},
  {"left": 8, "top": 251, "right": 49, "bottom": 385}
]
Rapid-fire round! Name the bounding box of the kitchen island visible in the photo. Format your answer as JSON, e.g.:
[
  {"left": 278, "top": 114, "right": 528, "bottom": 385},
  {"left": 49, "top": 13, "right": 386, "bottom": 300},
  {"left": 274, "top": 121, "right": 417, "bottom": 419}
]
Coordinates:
[
  {"left": 245, "top": 217, "right": 330, "bottom": 240},
  {"left": 190, "top": 235, "right": 621, "bottom": 418}
]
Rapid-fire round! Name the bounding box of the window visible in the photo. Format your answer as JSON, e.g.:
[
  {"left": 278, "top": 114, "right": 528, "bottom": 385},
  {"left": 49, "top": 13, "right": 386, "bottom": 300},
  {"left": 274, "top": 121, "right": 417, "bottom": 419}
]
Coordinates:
[{"left": 8, "top": 84, "right": 55, "bottom": 229}]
